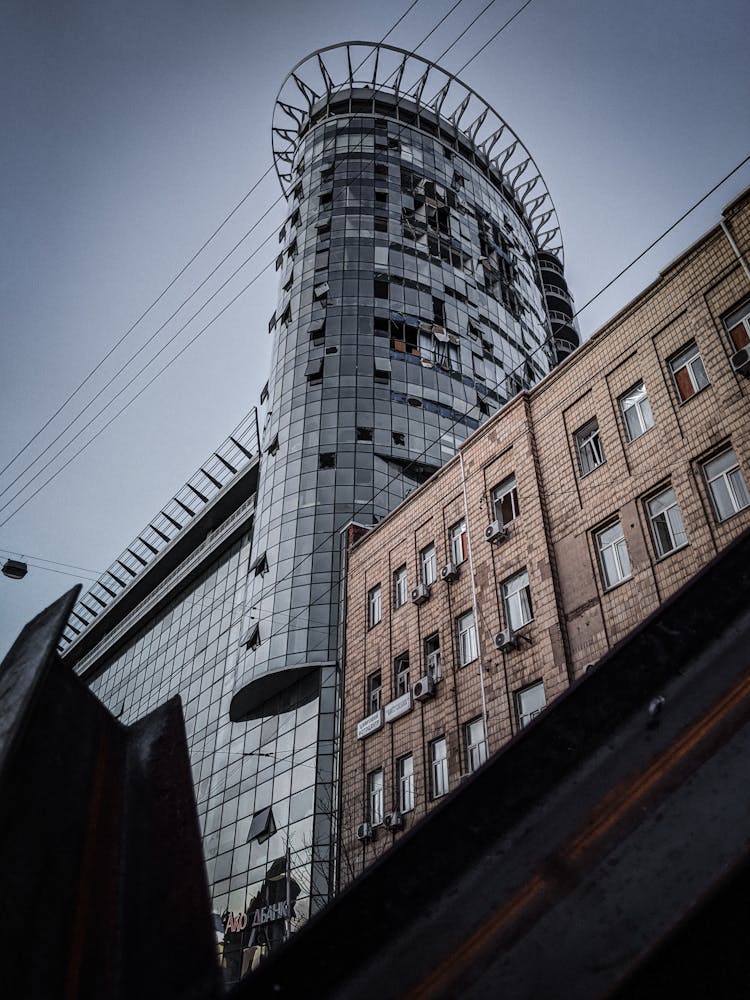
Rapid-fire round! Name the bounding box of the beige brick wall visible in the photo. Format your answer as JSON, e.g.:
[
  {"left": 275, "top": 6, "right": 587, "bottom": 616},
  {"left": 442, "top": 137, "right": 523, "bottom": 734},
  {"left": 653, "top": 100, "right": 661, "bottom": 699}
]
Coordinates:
[{"left": 340, "top": 189, "right": 750, "bottom": 885}]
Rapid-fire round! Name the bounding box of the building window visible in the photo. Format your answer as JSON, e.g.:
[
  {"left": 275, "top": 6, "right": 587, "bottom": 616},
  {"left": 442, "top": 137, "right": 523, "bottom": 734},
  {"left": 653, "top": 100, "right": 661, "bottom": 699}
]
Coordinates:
[
  {"left": 516, "top": 681, "right": 546, "bottom": 728},
  {"left": 574, "top": 419, "right": 605, "bottom": 477},
  {"left": 492, "top": 474, "right": 519, "bottom": 525},
  {"left": 502, "top": 569, "right": 533, "bottom": 630},
  {"left": 420, "top": 542, "right": 437, "bottom": 586},
  {"left": 319, "top": 451, "right": 335, "bottom": 469},
  {"left": 393, "top": 565, "right": 408, "bottom": 608},
  {"left": 367, "top": 671, "right": 382, "bottom": 714},
  {"left": 424, "top": 633, "right": 441, "bottom": 681},
  {"left": 368, "top": 769, "right": 384, "bottom": 826},
  {"left": 449, "top": 519, "right": 468, "bottom": 564},
  {"left": 457, "top": 610, "right": 478, "bottom": 666},
  {"left": 429, "top": 737, "right": 449, "bottom": 799},
  {"left": 702, "top": 448, "right": 750, "bottom": 521},
  {"left": 669, "top": 341, "right": 709, "bottom": 402},
  {"left": 646, "top": 487, "right": 688, "bottom": 557},
  {"left": 620, "top": 382, "right": 654, "bottom": 442},
  {"left": 394, "top": 652, "right": 410, "bottom": 697},
  {"left": 595, "top": 520, "right": 632, "bottom": 590},
  {"left": 464, "top": 717, "right": 488, "bottom": 773},
  {"left": 397, "top": 755, "right": 414, "bottom": 813},
  {"left": 723, "top": 299, "right": 750, "bottom": 350},
  {"left": 367, "top": 584, "right": 382, "bottom": 628}
]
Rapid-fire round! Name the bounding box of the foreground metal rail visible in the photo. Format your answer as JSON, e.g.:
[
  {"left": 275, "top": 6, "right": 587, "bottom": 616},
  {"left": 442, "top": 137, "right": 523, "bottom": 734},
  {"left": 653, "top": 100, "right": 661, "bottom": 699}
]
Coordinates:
[
  {"left": 0, "top": 587, "right": 221, "bottom": 1000},
  {"left": 239, "top": 527, "right": 750, "bottom": 999}
]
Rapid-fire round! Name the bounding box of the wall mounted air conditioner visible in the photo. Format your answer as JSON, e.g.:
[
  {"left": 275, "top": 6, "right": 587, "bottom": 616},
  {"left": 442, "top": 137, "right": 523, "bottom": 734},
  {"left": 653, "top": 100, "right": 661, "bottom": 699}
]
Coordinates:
[
  {"left": 411, "top": 582, "right": 430, "bottom": 605},
  {"left": 384, "top": 811, "right": 404, "bottom": 830},
  {"left": 440, "top": 561, "right": 459, "bottom": 582},
  {"left": 494, "top": 628, "right": 517, "bottom": 651},
  {"left": 413, "top": 676, "right": 435, "bottom": 701},
  {"left": 484, "top": 520, "right": 510, "bottom": 543},
  {"left": 730, "top": 345, "right": 750, "bottom": 376},
  {"left": 356, "top": 822, "right": 374, "bottom": 842}
]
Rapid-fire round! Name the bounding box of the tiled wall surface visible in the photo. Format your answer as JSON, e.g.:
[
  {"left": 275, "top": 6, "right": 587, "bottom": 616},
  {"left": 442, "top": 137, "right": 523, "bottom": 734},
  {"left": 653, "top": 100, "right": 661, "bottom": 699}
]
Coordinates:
[{"left": 341, "top": 189, "right": 750, "bottom": 882}]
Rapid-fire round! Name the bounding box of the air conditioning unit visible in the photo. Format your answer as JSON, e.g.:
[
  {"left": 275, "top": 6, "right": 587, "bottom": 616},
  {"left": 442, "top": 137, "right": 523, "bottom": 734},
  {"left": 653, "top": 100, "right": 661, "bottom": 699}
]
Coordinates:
[
  {"left": 356, "top": 822, "right": 374, "bottom": 842},
  {"left": 730, "top": 345, "right": 750, "bottom": 375},
  {"left": 384, "top": 811, "right": 404, "bottom": 830},
  {"left": 413, "top": 675, "right": 435, "bottom": 701},
  {"left": 440, "top": 561, "right": 460, "bottom": 582},
  {"left": 494, "top": 628, "right": 517, "bottom": 651},
  {"left": 411, "top": 582, "right": 430, "bottom": 605},
  {"left": 484, "top": 520, "right": 510, "bottom": 543}
]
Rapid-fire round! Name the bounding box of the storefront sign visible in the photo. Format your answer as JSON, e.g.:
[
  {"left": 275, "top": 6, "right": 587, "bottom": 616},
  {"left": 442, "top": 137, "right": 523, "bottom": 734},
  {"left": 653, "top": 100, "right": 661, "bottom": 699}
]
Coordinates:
[
  {"left": 225, "top": 911, "right": 248, "bottom": 933},
  {"left": 357, "top": 709, "right": 383, "bottom": 740},
  {"left": 252, "top": 901, "right": 289, "bottom": 927},
  {"left": 384, "top": 692, "right": 411, "bottom": 723}
]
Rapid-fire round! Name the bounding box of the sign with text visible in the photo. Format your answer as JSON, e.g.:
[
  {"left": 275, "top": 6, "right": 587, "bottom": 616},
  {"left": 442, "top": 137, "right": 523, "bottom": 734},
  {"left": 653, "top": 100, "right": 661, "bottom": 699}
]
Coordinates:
[
  {"left": 357, "top": 709, "right": 383, "bottom": 740},
  {"left": 384, "top": 692, "right": 412, "bottom": 723}
]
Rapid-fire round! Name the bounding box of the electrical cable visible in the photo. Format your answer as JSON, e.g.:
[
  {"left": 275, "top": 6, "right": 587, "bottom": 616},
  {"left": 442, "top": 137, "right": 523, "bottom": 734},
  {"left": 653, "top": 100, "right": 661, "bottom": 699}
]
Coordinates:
[{"left": 0, "top": 0, "right": 425, "bottom": 484}]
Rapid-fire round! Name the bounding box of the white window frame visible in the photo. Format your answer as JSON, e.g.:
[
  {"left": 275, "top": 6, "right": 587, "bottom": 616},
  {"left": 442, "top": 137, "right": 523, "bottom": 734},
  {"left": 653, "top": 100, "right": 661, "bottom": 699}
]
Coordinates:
[
  {"left": 394, "top": 653, "right": 410, "bottom": 697},
  {"left": 724, "top": 300, "right": 750, "bottom": 351},
  {"left": 516, "top": 681, "right": 546, "bottom": 728},
  {"left": 703, "top": 448, "right": 750, "bottom": 522},
  {"left": 449, "top": 519, "right": 468, "bottom": 564},
  {"left": 457, "top": 610, "right": 478, "bottom": 666},
  {"left": 620, "top": 382, "right": 654, "bottom": 442},
  {"left": 574, "top": 419, "right": 605, "bottom": 477},
  {"left": 595, "top": 520, "right": 632, "bottom": 590},
  {"left": 669, "top": 341, "right": 709, "bottom": 402},
  {"left": 430, "top": 737, "right": 448, "bottom": 799},
  {"left": 367, "top": 671, "right": 382, "bottom": 714},
  {"left": 646, "top": 487, "right": 688, "bottom": 558},
  {"left": 465, "top": 717, "right": 488, "bottom": 773},
  {"left": 502, "top": 569, "right": 533, "bottom": 630},
  {"left": 420, "top": 543, "right": 437, "bottom": 586},
  {"left": 398, "top": 755, "right": 414, "bottom": 813},
  {"left": 394, "top": 565, "right": 408, "bottom": 608},
  {"left": 367, "top": 584, "right": 382, "bottom": 629},
  {"left": 492, "top": 474, "right": 519, "bottom": 525},
  {"left": 368, "top": 769, "right": 384, "bottom": 826},
  {"left": 424, "top": 632, "right": 441, "bottom": 681}
]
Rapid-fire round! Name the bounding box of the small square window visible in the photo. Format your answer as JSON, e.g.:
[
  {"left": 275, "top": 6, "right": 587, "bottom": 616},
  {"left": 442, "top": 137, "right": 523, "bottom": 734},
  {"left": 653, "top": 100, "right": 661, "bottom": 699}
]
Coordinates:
[
  {"left": 242, "top": 622, "right": 261, "bottom": 650},
  {"left": 723, "top": 299, "right": 750, "bottom": 351},
  {"left": 367, "top": 671, "right": 382, "bottom": 713},
  {"left": 464, "top": 717, "right": 487, "bottom": 773},
  {"left": 266, "top": 433, "right": 279, "bottom": 456},
  {"left": 374, "top": 278, "right": 389, "bottom": 299},
  {"left": 595, "top": 520, "right": 631, "bottom": 590},
  {"left": 502, "top": 569, "right": 533, "bottom": 630},
  {"left": 429, "top": 737, "right": 448, "bottom": 799},
  {"left": 492, "top": 474, "right": 519, "bottom": 525},
  {"left": 309, "top": 318, "right": 326, "bottom": 340},
  {"left": 319, "top": 452, "right": 336, "bottom": 469},
  {"left": 646, "top": 487, "right": 688, "bottom": 557},
  {"left": 457, "top": 610, "right": 478, "bottom": 666},
  {"left": 574, "top": 419, "right": 605, "bottom": 477},
  {"left": 449, "top": 519, "right": 468, "bottom": 564},
  {"left": 394, "top": 652, "right": 410, "bottom": 697},
  {"left": 392, "top": 431, "right": 405, "bottom": 445},
  {"left": 397, "top": 755, "right": 414, "bottom": 813},
  {"left": 702, "top": 448, "right": 750, "bottom": 522},
  {"left": 250, "top": 552, "right": 269, "bottom": 577},
  {"left": 424, "top": 633, "right": 441, "bottom": 681},
  {"left": 367, "top": 584, "right": 382, "bottom": 628},
  {"left": 357, "top": 427, "right": 373, "bottom": 442},
  {"left": 306, "top": 358, "right": 324, "bottom": 381},
  {"left": 313, "top": 281, "right": 329, "bottom": 300},
  {"left": 420, "top": 543, "right": 437, "bottom": 586},
  {"left": 393, "top": 565, "right": 408, "bottom": 608},
  {"left": 619, "top": 382, "right": 654, "bottom": 442},
  {"left": 375, "top": 357, "right": 392, "bottom": 380},
  {"left": 516, "top": 681, "right": 546, "bottom": 728},
  {"left": 368, "top": 769, "right": 384, "bottom": 826},
  {"left": 669, "top": 341, "right": 709, "bottom": 402}
]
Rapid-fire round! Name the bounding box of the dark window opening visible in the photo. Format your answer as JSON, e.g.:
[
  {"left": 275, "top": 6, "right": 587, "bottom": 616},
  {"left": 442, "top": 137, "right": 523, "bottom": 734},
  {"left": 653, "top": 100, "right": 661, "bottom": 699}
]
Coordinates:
[
  {"left": 357, "top": 427, "right": 373, "bottom": 441},
  {"left": 319, "top": 452, "right": 336, "bottom": 469},
  {"left": 392, "top": 432, "right": 405, "bottom": 446},
  {"left": 374, "top": 278, "right": 389, "bottom": 299},
  {"left": 250, "top": 552, "right": 269, "bottom": 576},
  {"left": 305, "top": 358, "right": 323, "bottom": 381}
]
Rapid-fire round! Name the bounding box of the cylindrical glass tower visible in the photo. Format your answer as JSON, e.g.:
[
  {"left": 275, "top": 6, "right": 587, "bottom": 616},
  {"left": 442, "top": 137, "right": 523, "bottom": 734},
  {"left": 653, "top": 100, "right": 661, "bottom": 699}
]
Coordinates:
[
  {"left": 232, "top": 41, "right": 576, "bottom": 721},
  {"left": 224, "top": 43, "right": 578, "bottom": 955}
]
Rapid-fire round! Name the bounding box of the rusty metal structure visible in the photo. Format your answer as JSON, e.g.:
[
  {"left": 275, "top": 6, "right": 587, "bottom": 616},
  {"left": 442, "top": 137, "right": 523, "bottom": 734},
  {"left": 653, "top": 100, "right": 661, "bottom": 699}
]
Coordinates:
[{"left": 0, "top": 587, "right": 221, "bottom": 1000}]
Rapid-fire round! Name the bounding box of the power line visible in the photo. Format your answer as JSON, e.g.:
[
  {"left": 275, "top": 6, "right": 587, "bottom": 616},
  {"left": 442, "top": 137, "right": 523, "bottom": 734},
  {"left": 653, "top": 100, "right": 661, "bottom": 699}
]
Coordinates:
[
  {"left": 0, "top": 0, "right": 425, "bottom": 488},
  {"left": 0, "top": 548, "right": 102, "bottom": 576},
  {"left": 0, "top": 0, "right": 485, "bottom": 524}
]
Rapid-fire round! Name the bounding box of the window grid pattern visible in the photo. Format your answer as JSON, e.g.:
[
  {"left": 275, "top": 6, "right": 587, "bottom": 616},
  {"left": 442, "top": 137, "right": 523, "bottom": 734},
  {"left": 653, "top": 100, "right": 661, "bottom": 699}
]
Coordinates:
[
  {"left": 620, "top": 382, "right": 654, "bottom": 442},
  {"left": 647, "top": 487, "right": 688, "bottom": 557},
  {"left": 703, "top": 449, "right": 750, "bottom": 521},
  {"left": 398, "top": 755, "right": 415, "bottom": 813},
  {"left": 502, "top": 569, "right": 533, "bottom": 630},
  {"left": 596, "top": 520, "right": 632, "bottom": 589},
  {"left": 465, "top": 717, "right": 488, "bottom": 773},
  {"left": 669, "top": 341, "right": 709, "bottom": 402},
  {"left": 516, "top": 681, "right": 546, "bottom": 728},
  {"left": 430, "top": 738, "right": 449, "bottom": 799},
  {"left": 457, "top": 610, "right": 478, "bottom": 666}
]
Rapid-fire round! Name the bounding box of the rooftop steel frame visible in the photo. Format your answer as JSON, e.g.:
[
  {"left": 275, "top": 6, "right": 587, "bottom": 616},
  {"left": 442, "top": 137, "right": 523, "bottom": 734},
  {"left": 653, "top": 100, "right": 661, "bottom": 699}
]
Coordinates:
[{"left": 272, "top": 41, "right": 564, "bottom": 260}]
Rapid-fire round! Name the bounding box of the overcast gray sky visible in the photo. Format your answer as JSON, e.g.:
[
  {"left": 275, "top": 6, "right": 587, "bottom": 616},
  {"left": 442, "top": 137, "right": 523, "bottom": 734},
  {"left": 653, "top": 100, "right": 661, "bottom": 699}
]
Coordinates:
[{"left": 1, "top": 0, "right": 748, "bottom": 659}]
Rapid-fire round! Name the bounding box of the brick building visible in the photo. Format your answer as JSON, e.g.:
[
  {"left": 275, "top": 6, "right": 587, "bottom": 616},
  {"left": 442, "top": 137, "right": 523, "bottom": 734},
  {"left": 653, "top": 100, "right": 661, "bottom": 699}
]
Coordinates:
[{"left": 339, "top": 186, "right": 750, "bottom": 883}]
